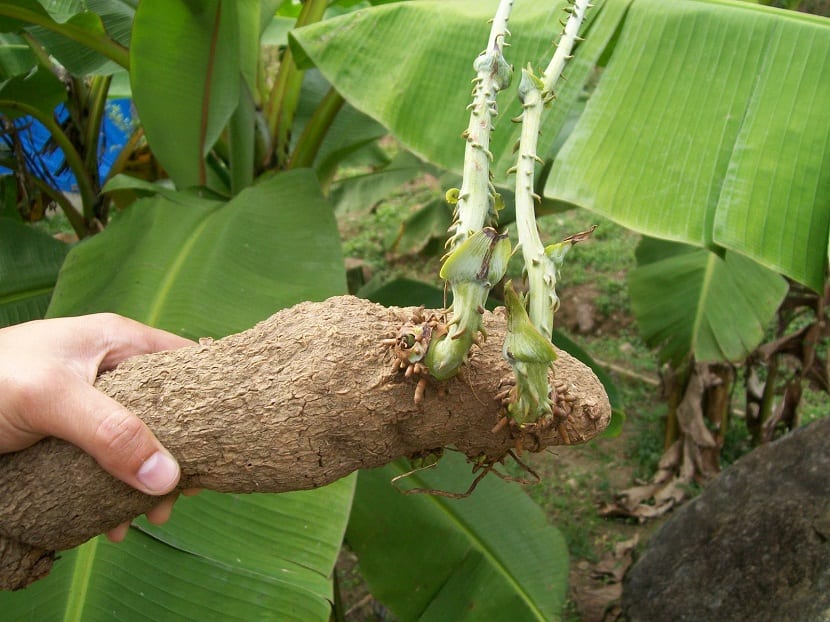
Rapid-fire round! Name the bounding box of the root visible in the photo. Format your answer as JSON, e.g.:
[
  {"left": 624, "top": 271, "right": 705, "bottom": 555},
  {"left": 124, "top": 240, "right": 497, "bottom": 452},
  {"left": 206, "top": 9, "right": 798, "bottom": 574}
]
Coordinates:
[
  {"left": 391, "top": 448, "right": 541, "bottom": 498},
  {"left": 384, "top": 307, "right": 447, "bottom": 404}
]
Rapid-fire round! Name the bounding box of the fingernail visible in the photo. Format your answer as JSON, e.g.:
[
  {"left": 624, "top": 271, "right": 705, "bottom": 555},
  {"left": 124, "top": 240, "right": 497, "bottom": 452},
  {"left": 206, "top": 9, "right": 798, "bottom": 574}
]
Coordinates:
[{"left": 137, "top": 451, "right": 180, "bottom": 494}]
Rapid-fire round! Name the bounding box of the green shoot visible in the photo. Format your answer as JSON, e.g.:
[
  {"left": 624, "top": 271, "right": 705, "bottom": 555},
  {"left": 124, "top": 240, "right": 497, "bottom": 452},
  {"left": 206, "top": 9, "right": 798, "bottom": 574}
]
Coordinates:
[
  {"left": 424, "top": 0, "right": 515, "bottom": 380},
  {"left": 505, "top": 0, "right": 594, "bottom": 425}
]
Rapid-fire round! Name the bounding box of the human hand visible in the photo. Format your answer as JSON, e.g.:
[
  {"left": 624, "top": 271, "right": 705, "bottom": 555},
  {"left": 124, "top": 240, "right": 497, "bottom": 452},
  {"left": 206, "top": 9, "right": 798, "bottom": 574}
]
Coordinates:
[{"left": 0, "top": 313, "right": 196, "bottom": 541}]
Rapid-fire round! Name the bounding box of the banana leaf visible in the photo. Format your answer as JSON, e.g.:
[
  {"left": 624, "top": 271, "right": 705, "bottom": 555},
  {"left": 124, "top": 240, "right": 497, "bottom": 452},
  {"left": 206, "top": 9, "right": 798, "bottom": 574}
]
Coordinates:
[
  {"left": 0, "top": 65, "right": 65, "bottom": 119},
  {"left": 0, "top": 0, "right": 129, "bottom": 71},
  {"left": 0, "top": 217, "right": 69, "bottom": 327},
  {"left": 0, "top": 33, "right": 36, "bottom": 79},
  {"left": 347, "top": 452, "right": 569, "bottom": 621},
  {"left": 25, "top": 0, "right": 135, "bottom": 75},
  {"left": 546, "top": 0, "right": 830, "bottom": 291},
  {"left": 290, "top": 0, "right": 628, "bottom": 184},
  {"left": 129, "top": 0, "right": 246, "bottom": 190},
  {"left": 628, "top": 237, "right": 788, "bottom": 365}
]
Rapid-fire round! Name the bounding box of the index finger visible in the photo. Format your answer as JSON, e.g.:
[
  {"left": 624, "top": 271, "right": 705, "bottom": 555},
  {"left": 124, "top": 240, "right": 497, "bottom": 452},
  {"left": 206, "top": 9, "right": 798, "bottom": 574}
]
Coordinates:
[{"left": 92, "top": 314, "right": 195, "bottom": 371}]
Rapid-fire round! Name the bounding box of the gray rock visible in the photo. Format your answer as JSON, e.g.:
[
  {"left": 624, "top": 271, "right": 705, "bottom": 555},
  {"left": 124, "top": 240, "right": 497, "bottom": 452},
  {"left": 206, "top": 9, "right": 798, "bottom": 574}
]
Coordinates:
[{"left": 623, "top": 418, "right": 830, "bottom": 622}]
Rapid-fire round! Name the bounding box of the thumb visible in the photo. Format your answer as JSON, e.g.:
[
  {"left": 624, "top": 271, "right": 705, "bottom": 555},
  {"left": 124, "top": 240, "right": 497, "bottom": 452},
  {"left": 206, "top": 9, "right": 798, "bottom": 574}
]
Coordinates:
[{"left": 56, "top": 382, "right": 180, "bottom": 496}]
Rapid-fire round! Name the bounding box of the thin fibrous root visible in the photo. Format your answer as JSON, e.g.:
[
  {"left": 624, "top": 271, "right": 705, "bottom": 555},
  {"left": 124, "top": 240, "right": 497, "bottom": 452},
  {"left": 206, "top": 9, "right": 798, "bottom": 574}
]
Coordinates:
[
  {"left": 384, "top": 309, "right": 447, "bottom": 404},
  {"left": 491, "top": 416, "right": 509, "bottom": 434}
]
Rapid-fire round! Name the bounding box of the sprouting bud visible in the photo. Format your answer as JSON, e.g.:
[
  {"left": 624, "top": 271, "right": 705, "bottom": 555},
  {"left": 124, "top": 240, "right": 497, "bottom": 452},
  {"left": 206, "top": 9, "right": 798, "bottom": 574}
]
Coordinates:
[
  {"left": 445, "top": 188, "right": 461, "bottom": 205},
  {"left": 544, "top": 225, "right": 598, "bottom": 269},
  {"left": 492, "top": 55, "right": 513, "bottom": 91},
  {"left": 473, "top": 50, "right": 513, "bottom": 93},
  {"left": 440, "top": 227, "right": 511, "bottom": 286},
  {"left": 502, "top": 281, "right": 557, "bottom": 365},
  {"left": 489, "top": 191, "right": 505, "bottom": 221},
  {"left": 501, "top": 281, "right": 558, "bottom": 425},
  {"left": 517, "top": 63, "right": 544, "bottom": 104},
  {"left": 544, "top": 240, "right": 572, "bottom": 269}
]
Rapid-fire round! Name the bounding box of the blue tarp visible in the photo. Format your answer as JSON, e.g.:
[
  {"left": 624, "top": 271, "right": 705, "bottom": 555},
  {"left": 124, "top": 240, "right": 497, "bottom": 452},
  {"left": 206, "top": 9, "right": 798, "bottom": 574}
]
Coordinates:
[{"left": 0, "top": 98, "right": 134, "bottom": 191}]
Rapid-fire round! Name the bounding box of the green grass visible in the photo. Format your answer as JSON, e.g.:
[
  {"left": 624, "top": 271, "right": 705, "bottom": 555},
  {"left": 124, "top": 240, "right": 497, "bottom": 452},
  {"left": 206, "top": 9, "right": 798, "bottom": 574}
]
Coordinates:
[
  {"left": 801, "top": 384, "right": 829, "bottom": 425},
  {"left": 338, "top": 176, "right": 444, "bottom": 288}
]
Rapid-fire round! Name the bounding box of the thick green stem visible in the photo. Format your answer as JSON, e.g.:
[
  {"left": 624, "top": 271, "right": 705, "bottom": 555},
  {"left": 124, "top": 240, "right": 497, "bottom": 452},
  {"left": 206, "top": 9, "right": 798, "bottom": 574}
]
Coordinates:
[
  {"left": 503, "top": 0, "right": 591, "bottom": 424},
  {"left": 228, "top": 82, "right": 256, "bottom": 194},
  {"left": 264, "top": 0, "right": 328, "bottom": 168},
  {"left": 513, "top": 68, "right": 555, "bottom": 339},
  {"left": 82, "top": 75, "right": 112, "bottom": 222},
  {"left": 425, "top": 0, "right": 515, "bottom": 381},
  {"left": 288, "top": 87, "right": 345, "bottom": 170},
  {"left": 83, "top": 75, "right": 112, "bottom": 183},
  {"left": 447, "top": 0, "right": 513, "bottom": 250},
  {"left": 511, "top": 0, "right": 591, "bottom": 340},
  {"left": 541, "top": 0, "right": 591, "bottom": 94}
]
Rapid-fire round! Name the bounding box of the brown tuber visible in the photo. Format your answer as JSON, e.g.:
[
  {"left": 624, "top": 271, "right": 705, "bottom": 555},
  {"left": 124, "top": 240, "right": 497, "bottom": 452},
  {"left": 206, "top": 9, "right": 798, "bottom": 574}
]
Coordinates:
[{"left": 0, "top": 296, "right": 610, "bottom": 590}]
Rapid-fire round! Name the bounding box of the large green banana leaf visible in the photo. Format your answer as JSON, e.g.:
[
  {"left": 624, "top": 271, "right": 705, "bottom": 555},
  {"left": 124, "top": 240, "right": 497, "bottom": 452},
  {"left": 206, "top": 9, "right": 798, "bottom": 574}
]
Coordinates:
[
  {"left": 347, "top": 453, "right": 569, "bottom": 622},
  {"left": 130, "top": 0, "right": 246, "bottom": 190},
  {"left": 24, "top": 0, "right": 134, "bottom": 75},
  {"left": 545, "top": 0, "right": 830, "bottom": 291},
  {"left": 0, "top": 170, "right": 354, "bottom": 620},
  {"left": 290, "top": 0, "right": 629, "bottom": 184},
  {"left": 629, "top": 238, "right": 789, "bottom": 365},
  {"left": 0, "top": 218, "right": 69, "bottom": 327},
  {"left": 3, "top": 486, "right": 354, "bottom": 621},
  {"left": 48, "top": 170, "right": 346, "bottom": 336}
]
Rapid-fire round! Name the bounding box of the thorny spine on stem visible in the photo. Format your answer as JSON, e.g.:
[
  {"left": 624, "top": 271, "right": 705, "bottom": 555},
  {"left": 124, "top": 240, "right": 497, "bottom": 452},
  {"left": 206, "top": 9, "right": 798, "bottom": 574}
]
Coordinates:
[
  {"left": 503, "top": 0, "right": 595, "bottom": 428},
  {"left": 387, "top": 0, "right": 515, "bottom": 397}
]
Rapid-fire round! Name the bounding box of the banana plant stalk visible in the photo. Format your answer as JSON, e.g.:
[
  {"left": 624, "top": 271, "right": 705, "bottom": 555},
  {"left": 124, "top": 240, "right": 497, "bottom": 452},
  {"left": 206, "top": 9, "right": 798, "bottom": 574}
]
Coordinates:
[{"left": 505, "top": 0, "right": 593, "bottom": 425}]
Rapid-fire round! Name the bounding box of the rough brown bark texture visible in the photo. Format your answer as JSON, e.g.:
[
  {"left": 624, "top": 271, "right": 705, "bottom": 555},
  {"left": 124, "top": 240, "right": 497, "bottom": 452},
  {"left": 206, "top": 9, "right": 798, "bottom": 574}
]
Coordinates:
[{"left": 0, "top": 296, "right": 610, "bottom": 590}]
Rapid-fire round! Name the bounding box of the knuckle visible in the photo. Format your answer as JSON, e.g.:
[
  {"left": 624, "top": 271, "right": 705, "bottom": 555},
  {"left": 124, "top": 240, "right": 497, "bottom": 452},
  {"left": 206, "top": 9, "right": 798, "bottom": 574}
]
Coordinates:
[
  {"left": 93, "top": 410, "right": 148, "bottom": 463},
  {"left": 3, "top": 367, "right": 52, "bottom": 415},
  {"left": 93, "top": 312, "right": 124, "bottom": 328},
  {"left": 93, "top": 312, "right": 126, "bottom": 345}
]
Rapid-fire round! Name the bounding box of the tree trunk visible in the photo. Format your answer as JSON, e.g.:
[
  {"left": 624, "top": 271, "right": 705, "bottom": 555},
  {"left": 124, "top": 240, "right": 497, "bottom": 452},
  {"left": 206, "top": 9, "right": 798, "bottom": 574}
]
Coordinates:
[{"left": 0, "top": 296, "right": 611, "bottom": 590}]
